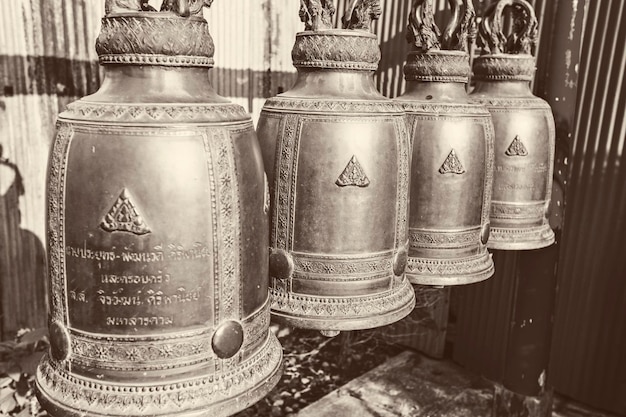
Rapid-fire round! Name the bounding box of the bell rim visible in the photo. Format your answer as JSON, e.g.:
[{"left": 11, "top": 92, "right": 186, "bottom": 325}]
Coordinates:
[
  {"left": 406, "top": 250, "right": 495, "bottom": 286},
  {"left": 269, "top": 277, "right": 416, "bottom": 332},
  {"left": 487, "top": 224, "right": 555, "bottom": 250},
  {"left": 35, "top": 332, "right": 283, "bottom": 417}
]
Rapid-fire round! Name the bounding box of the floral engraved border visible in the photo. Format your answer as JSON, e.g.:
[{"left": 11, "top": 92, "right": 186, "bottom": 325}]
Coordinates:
[
  {"left": 489, "top": 225, "right": 554, "bottom": 243},
  {"left": 63, "top": 102, "right": 249, "bottom": 123},
  {"left": 262, "top": 98, "right": 404, "bottom": 115},
  {"left": 292, "top": 252, "right": 393, "bottom": 276},
  {"left": 394, "top": 118, "right": 410, "bottom": 253},
  {"left": 406, "top": 250, "right": 493, "bottom": 276},
  {"left": 38, "top": 334, "right": 282, "bottom": 415},
  {"left": 270, "top": 275, "right": 414, "bottom": 318},
  {"left": 48, "top": 122, "right": 74, "bottom": 324},
  {"left": 409, "top": 228, "right": 481, "bottom": 249},
  {"left": 68, "top": 300, "right": 270, "bottom": 371},
  {"left": 271, "top": 114, "right": 300, "bottom": 251},
  {"left": 203, "top": 129, "right": 241, "bottom": 322}
]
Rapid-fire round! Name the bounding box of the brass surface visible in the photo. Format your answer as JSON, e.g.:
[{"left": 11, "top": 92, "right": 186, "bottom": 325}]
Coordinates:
[
  {"left": 258, "top": 16, "right": 415, "bottom": 331},
  {"left": 35, "top": 6, "right": 282, "bottom": 416}
]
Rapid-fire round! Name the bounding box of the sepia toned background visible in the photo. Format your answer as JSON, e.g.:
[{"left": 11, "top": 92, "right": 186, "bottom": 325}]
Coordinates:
[{"left": 1, "top": 0, "right": 624, "bottom": 414}]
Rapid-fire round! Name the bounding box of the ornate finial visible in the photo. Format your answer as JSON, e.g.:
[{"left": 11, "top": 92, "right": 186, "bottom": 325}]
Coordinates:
[
  {"left": 342, "top": 0, "right": 382, "bottom": 31},
  {"left": 407, "top": 0, "right": 475, "bottom": 52},
  {"left": 441, "top": 0, "right": 476, "bottom": 52},
  {"left": 105, "top": 0, "right": 142, "bottom": 14},
  {"left": 407, "top": 0, "right": 441, "bottom": 52},
  {"left": 105, "top": 0, "right": 213, "bottom": 17},
  {"left": 299, "top": 0, "right": 336, "bottom": 31},
  {"left": 478, "top": 0, "right": 538, "bottom": 55}
]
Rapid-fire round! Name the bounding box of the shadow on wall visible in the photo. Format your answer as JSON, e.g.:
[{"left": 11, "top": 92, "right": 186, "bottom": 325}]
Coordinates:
[{"left": 0, "top": 142, "right": 47, "bottom": 339}]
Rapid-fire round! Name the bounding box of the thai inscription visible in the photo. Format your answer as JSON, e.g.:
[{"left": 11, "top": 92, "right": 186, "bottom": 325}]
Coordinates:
[
  {"left": 66, "top": 241, "right": 210, "bottom": 330},
  {"left": 495, "top": 162, "right": 548, "bottom": 173}
]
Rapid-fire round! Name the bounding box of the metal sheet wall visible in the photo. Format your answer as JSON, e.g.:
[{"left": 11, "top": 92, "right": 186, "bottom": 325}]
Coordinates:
[
  {"left": 548, "top": 0, "right": 626, "bottom": 413},
  {"left": 0, "top": 0, "right": 105, "bottom": 337}
]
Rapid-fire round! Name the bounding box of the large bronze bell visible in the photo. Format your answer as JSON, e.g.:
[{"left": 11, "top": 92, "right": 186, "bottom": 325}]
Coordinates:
[
  {"left": 257, "top": 0, "right": 415, "bottom": 334},
  {"left": 471, "top": 0, "right": 555, "bottom": 250},
  {"left": 395, "top": 0, "right": 495, "bottom": 285},
  {"left": 35, "top": 1, "right": 282, "bottom": 416}
]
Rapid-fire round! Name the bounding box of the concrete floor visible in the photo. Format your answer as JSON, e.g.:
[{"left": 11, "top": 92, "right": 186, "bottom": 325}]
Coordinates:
[{"left": 296, "top": 351, "right": 618, "bottom": 417}]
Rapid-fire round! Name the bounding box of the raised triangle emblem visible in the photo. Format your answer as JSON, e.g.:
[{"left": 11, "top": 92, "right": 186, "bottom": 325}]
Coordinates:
[
  {"left": 100, "top": 188, "right": 151, "bottom": 235},
  {"left": 336, "top": 155, "right": 370, "bottom": 187},
  {"left": 439, "top": 149, "right": 465, "bottom": 175},
  {"left": 505, "top": 135, "right": 529, "bottom": 156}
]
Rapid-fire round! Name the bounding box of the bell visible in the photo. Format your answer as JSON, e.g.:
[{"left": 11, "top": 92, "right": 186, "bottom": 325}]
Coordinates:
[
  {"left": 395, "top": 0, "right": 495, "bottom": 285},
  {"left": 35, "top": 2, "right": 282, "bottom": 416},
  {"left": 470, "top": 0, "right": 555, "bottom": 250},
  {"left": 257, "top": 0, "right": 415, "bottom": 334}
]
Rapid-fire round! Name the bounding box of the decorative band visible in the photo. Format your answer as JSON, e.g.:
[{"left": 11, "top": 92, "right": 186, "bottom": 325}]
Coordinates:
[
  {"left": 473, "top": 55, "right": 536, "bottom": 81},
  {"left": 68, "top": 299, "right": 270, "bottom": 371},
  {"left": 292, "top": 31, "right": 380, "bottom": 70},
  {"left": 270, "top": 275, "right": 414, "bottom": 318},
  {"left": 99, "top": 54, "right": 213, "bottom": 67},
  {"left": 406, "top": 249, "right": 493, "bottom": 277},
  {"left": 490, "top": 201, "right": 547, "bottom": 220},
  {"left": 291, "top": 251, "right": 394, "bottom": 277},
  {"left": 62, "top": 102, "right": 250, "bottom": 123},
  {"left": 404, "top": 51, "right": 470, "bottom": 82},
  {"left": 409, "top": 228, "right": 481, "bottom": 249},
  {"left": 36, "top": 334, "right": 282, "bottom": 416},
  {"left": 96, "top": 15, "right": 214, "bottom": 65},
  {"left": 261, "top": 98, "right": 404, "bottom": 115}
]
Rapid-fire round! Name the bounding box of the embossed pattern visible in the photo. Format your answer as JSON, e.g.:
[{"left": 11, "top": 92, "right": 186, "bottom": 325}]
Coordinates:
[
  {"left": 335, "top": 155, "right": 370, "bottom": 187},
  {"left": 263, "top": 98, "right": 404, "bottom": 114},
  {"left": 68, "top": 301, "right": 270, "bottom": 371},
  {"left": 270, "top": 276, "right": 414, "bottom": 318},
  {"left": 409, "top": 228, "right": 481, "bottom": 249},
  {"left": 48, "top": 123, "right": 74, "bottom": 324},
  {"left": 292, "top": 33, "right": 381, "bottom": 70},
  {"left": 100, "top": 188, "right": 151, "bottom": 235},
  {"left": 203, "top": 129, "right": 241, "bottom": 321},
  {"left": 37, "top": 334, "right": 282, "bottom": 416},
  {"left": 63, "top": 102, "right": 250, "bottom": 123},
  {"left": 404, "top": 51, "right": 470, "bottom": 82},
  {"left": 293, "top": 252, "right": 393, "bottom": 276},
  {"left": 439, "top": 149, "right": 466, "bottom": 175},
  {"left": 96, "top": 15, "right": 214, "bottom": 65}
]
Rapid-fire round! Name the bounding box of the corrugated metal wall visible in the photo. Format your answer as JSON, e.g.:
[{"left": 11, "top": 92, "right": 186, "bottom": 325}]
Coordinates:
[
  {"left": 0, "top": 0, "right": 105, "bottom": 338},
  {"left": 548, "top": 0, "right": 626, "bottom": 413}
]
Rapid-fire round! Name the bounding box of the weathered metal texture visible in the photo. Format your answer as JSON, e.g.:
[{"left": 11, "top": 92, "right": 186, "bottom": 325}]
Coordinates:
[
  {"left": 395, "top": 0, "right": 495, "bottom": 286},
  {"left": 471, "top": 0, "right": 555, "bottom": 250},
  {"left": 257, "top": 1, "right": 415, "bottom": 333},
  {"left": 34, "top": 4, "right": 282, "bottom": 416},
  {"left": 0, "top": 0, "right": 105, "bottom": 338},
  {"left": 548, "top": 0, "right": 626, "bottom": 413}
]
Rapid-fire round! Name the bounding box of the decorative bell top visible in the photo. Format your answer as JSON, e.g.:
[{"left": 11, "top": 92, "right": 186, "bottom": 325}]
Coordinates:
[
  {"left": 473, "top": 0, "right": 538, "bottom": 81},
  {"left": 404, "top": 0, "right": 477, "bottom": 83},
  {"left": 292, "top": 0, "right": 382, "bottom": 71},
  {"left": 96, "top": 0, "right": 215, "bottom": 67}
]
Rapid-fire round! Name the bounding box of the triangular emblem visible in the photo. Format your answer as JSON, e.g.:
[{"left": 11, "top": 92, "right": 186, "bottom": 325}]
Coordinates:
[
  {"left": 505, "top": 135, "right": 529, "bottom": 156},
  {"left": 100, "top": 188, "right": 151, "bottom": 235},
  {"left": 439, "top": 149, "right": 465, "bottom": 174},
  {"left": 336, "top": 155, "right": 370, "bottom": 187}
]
